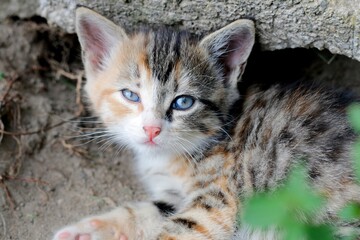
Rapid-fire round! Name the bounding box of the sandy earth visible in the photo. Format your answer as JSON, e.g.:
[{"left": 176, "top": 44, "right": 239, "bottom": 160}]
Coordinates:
[{"left": 0, "top": 17, "right": 360, "bottom": 240}]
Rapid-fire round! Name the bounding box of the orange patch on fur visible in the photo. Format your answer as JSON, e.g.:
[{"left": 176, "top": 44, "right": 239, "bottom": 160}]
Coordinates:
[
  {"left": 222, "top": 155, "right": 235, "bottom": 170},
  {"left": 138, "top": 50, "right": 152, "bottom": 81},
  {"left": 174, "top": 165, "right": 189, "bottom": 177},
  {"left": 214, "top": 177, "right": 228, "bottom": 190},
  {"left": 137, "top": 103, "right": 144, "bottom": 113},
  {"left": 174, "top": 60, "right": 182, "bottom": 81},
  {"left": 107, "top": 95, "right": 132, "bottom": 117},
  {"left": 158, "top": 234, "right": 178, "bottom": 240},
  {"left": 213, "top": 177, "right": 237, "bottom": 209},
  {"left": 193, "top": 224, "right": 212, "bottom": 239},
  {"left": 169, "top": 156, "right": 192, "bottom": 178},
  {"left": 208, "top": 209, "right": 232, "bottom": 231}
]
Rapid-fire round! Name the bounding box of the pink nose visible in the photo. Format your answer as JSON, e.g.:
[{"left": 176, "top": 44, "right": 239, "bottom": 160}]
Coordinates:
[{"left": 143, "top": 126, "right": 161, "bottom": 141}]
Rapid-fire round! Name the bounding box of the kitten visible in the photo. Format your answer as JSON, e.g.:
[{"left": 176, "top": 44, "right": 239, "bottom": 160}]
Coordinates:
[{"left": 53, "top": 7, "right": 360, "bottom": 240}]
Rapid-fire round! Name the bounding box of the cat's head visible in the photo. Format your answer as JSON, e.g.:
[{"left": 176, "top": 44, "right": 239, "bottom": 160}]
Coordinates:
[{"left": 75, "top": 7, "right": 254, "bottom": 157}]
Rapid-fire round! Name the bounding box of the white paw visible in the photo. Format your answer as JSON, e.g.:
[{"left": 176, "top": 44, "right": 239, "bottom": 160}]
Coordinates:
[
  {"left": 53, "top": 217, "right": 129, "bottom": 240},
  {"left": 53, "top": 203, "right": 163, "bottom": 240}
]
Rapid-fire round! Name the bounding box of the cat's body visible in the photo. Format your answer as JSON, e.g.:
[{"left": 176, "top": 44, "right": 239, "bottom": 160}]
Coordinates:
[{"left": 53, "top": 7, "right": 360, "bottom": 240}]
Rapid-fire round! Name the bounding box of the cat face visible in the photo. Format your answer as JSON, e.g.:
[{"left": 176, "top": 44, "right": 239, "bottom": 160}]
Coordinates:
[{"left": 76, "top": 7, "right": 255, "bottom": 157}]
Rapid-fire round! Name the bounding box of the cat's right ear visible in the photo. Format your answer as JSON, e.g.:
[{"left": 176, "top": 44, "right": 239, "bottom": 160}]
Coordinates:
[{"left": 75, "top": 7, "right": 128, "bottom": 73}]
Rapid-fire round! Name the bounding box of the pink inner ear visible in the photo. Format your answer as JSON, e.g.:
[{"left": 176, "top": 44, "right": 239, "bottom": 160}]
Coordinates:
[
  {"left": 80, "top": 19, "right": 109, "bottom": 70},
  {"left": 225, "top": 33, "right": 252, "bottom": 69}
]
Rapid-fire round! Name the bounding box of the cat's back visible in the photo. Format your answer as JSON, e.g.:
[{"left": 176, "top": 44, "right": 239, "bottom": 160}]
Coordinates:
[{"left": 230, "top": 83, "right": 359, "bottom": 199}]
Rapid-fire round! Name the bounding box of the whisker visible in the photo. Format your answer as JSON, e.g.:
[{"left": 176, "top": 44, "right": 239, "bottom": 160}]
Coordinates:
[{"left": 65, "top": 131, "right": 113, "bottom": 139}]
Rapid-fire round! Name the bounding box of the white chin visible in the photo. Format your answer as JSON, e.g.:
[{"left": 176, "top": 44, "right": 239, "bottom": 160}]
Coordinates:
[{"left": 136, "top": 142, "right": 162, "bottom": 152}]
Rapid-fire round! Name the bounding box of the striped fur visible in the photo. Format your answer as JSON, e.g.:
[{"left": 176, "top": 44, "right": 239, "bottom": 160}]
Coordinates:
[{"left": 53, "top": 7, "right": 360, "bottom": 240}]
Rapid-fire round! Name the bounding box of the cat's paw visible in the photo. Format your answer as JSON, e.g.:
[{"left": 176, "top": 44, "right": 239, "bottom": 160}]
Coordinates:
[
  {"left": 53, "top": 218, "right": 129, "bottom": 240},
  {"left": 53, "top": 203, "right": 163, "bottom": 240},
  {"left": 52, "top": 207, "right": 138, "bottom": 240}
]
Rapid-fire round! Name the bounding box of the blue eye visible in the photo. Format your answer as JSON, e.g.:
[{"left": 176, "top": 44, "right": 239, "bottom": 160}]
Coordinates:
[
  {"left": 172, "top": 96, "right": 195, "bottom": 110},
  {"left": 121, "top": 89, "right": 140, "bottom": 102}
]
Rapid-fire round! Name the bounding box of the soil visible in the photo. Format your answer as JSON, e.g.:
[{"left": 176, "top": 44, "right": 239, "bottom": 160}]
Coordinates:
[{"left": 0, "top": 17, "right": 360, "bottom": 240}]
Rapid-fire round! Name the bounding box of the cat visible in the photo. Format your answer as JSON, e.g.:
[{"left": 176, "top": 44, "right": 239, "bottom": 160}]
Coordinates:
[{"left": 53, "top": 6, "right": 360, "bottom": 240}]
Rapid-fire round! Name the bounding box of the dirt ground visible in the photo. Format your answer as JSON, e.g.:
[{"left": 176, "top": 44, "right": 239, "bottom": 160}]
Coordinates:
[{"left": 1, "top": 17, "right": 360, "bottom": 240}]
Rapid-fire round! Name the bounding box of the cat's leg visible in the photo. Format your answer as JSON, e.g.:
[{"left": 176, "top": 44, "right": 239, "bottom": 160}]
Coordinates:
[{"left": 52, "top": 202, "right": 165, "bottom": 240}]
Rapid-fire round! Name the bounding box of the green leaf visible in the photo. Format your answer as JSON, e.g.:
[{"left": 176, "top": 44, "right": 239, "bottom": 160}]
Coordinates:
[
  {"left": 284, "top": 165, "right": 324, "bottom": 214},
  {"left": 242, "top": 193, "right": 287, "bottom": 228},
  {"left": 0, "top": 72, "right": 4, "bottom": 81},
  {"left": 348, "top": 104, "right": 360, "bottom": 132},
  {"left": 285, "top": 164, "right": 308, "bottom": 194},
  {"left": 353, "top": 140, "right": 360, "bottom": 181},
  {"left": 306, "top": 224, "right": 334, "bottom": 240},
  {"left": 339, "top": 202, "right": 360, "bottom": 220},
  {"left": 283, "top": 220, "right": 307, "bottom": 240}
]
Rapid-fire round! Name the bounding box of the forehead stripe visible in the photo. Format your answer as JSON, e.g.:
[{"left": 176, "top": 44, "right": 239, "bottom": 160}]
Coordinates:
[{"left": 147, "top": 29, "right": 183, "bottom": 83}]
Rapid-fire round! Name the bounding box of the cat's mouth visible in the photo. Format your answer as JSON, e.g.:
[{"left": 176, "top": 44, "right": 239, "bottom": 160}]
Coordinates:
[{"left": 143, "top": 140, "right": 158, "bottom": 146}]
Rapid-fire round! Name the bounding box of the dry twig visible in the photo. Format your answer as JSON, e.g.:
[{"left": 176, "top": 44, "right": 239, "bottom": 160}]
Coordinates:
[
  {"left": 0, "top": 116, "right": 79, "bottom": 136},
  {"left": 61, "top": 139, "right": 89, "bottom": 158},
  {"left": 0, "top": 74, "right": 19, "bottom": 103},
  {"left": 8, "top": 136, "right": 22, "bottom": 178},
  {"left": 56, "top": 68, "right": 85, "bottom": 116},
  {"left": 0, "top": 180, "right": 15, "bottom": 210}
]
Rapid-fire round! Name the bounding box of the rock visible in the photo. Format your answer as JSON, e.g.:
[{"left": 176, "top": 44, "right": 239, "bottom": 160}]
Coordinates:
[
  {"left": 0, "top": 0, "right": 359, "bottom": 61},
  {"left": 0, "top": 0, "right": 39, "bottom": 20}
]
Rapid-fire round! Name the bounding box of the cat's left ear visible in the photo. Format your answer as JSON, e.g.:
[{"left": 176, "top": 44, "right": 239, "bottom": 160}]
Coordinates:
[{"left": 200, "top": 20, "right": 255, "bottom": 87}]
